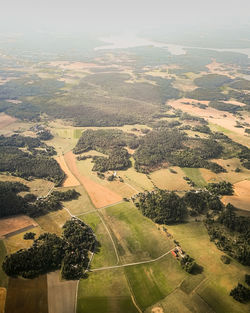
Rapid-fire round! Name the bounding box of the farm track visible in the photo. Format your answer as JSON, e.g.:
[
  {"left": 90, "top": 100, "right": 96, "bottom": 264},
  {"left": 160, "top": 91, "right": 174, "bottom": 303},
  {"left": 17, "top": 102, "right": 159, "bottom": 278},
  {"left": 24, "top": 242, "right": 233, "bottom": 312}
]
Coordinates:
[{"left": 91, "top": 248, "right": 175, "bottom": 272}]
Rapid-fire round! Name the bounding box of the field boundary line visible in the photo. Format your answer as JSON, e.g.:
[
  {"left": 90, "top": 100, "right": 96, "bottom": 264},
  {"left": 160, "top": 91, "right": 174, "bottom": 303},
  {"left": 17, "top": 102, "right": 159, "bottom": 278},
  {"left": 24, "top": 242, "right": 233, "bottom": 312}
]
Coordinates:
[
  {"left": 91, "top": 247, "right": 174, "bottom": 271},
  {"left": 96, "top": 211, "right": 120, "bottom": 264}
]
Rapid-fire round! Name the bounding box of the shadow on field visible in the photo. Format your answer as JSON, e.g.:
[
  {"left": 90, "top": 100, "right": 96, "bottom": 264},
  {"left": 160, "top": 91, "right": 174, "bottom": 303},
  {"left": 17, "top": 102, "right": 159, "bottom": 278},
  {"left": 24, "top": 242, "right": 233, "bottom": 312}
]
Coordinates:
[{"left": 192, "top": 263, "right": 204, "bottom": 275}]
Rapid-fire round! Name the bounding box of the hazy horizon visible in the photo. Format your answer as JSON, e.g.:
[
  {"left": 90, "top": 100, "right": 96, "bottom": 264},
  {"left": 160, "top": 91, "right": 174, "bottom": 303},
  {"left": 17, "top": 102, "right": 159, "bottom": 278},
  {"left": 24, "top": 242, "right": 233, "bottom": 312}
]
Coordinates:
[{"left": 0, "top": 0, "right": 250, "bottom": 34}]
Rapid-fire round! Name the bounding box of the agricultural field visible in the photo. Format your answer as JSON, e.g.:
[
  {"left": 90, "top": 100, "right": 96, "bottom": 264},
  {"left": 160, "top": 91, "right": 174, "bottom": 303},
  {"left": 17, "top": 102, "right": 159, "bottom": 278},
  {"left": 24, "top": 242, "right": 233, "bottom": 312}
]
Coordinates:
[
  {"left": 1, "top": 30, "right": 250, "bottom": 313},
  {"left": 150, "top": 167, "right": 191, "bottom": 190},
  {"left": 101, "top": 202, "right": 174, "bottom": 264},
  {"left": 4, "top": 276, "right": 48, "bottom": 313},
  {"left": 35, "top": 209, "right": 71, "bottom": 235},
  {"left": 166, "top": 222, "right": 250, "bottom": 313},
  {"left": 79, "top": 212, "right": 118, "bottom": 268},
  {"left": 47, "top": 271, "right": 77, "bottom": 313},
  {"left": 0, "top": 215, "right": 38, "bottom": 238},
  {"left": 77, "top": 268, "right": 138, "bottom": 313}
]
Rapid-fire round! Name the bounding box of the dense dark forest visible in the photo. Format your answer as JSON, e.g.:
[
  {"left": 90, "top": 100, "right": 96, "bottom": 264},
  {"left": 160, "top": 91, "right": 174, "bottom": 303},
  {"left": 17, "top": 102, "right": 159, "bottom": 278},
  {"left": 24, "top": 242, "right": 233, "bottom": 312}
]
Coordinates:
[
  {"left": 134, "top": 129, "right": 225, "bottom": 173},
  {"left": 2, "top": 218, "right": 98, "bottom": 280},
  {"left": 0, "top": 181, "right": 78, "bottom": 218},
  {"left": 205, "top": 206, "right": 250, "bottom": 265},
  {"left": 74, "top": 129, "right": 135, "bottom": 172},
  {"left": 135, "top": 190, "right": 188, "bottom": 224},
  {"left": 0, "top": 135, "right": 64, "bottom": 184}
]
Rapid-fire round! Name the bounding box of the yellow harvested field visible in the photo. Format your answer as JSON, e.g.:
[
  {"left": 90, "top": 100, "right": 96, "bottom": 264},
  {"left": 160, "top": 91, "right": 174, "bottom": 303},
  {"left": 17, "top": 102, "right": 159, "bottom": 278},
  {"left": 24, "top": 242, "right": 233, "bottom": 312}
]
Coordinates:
[
  {"left": 4, "top": 227, "right": 43, "bottom": 254},
  {"left": 222, "top": 180, "right": 250, "bottom": 211},
  {"left": 56, "top": 154, "right": 80, "bottom": 187},
  {"left": 35, "top": 209, "right": 71, "bottom": 235},
  {"left": 0, "top": 113, "right": 16, "bottom": 129},
  {"left": 0, "top": 288, "right": 6, "bottom": 313},
  {"left": 0, "top": 215, "right": 37, "bottom": 238},
  {"left": 150, "top": 167, "right": 190, "bottom": 191},
  {"left": 64, "top": 151, "right": 122, "bottom": 208}
]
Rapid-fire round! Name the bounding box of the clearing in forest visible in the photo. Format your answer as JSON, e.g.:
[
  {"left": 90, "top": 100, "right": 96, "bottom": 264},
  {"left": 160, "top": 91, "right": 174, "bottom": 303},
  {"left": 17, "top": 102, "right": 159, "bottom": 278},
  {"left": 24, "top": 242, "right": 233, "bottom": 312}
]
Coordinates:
[{"left": 222, "top": 179, "right": 250, "bottom": 211}]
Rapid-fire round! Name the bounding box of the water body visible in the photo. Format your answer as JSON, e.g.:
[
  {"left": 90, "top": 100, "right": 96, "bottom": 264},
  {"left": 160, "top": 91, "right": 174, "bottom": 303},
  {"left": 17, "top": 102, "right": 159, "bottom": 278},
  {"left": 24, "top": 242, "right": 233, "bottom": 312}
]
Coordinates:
[{"left": 95, "top": 34, "right": 250, "bottom": 57}]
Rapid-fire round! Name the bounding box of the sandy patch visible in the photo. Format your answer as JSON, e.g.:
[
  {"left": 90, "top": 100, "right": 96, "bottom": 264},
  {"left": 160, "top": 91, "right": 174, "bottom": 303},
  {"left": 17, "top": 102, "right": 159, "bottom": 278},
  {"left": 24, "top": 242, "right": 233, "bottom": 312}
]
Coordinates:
[
  {"left": 0, "top": 113, "right": 16, "bottom": 129},
  {"left": 49, "top": 61, "right": 99, "bottom": 70},
  {"left": 151, "top": 307, "right": 164, "bottom": 313},
  {"left": 64, "top": 151, "right": 122, "bottom": 208},
  {"left": 6, "top": 99, "right": 22, "bottom": 104},
  {"left": 168, "top": 98, "right": 250, "bottom": 136},
  {"left": 0, "top": 215, "right": 37, "bottom": 238},
  {"left": 47, "top": 271, "right": 77, "bottom": 313},
  {"left": 0, "top": 288, "right": 6, "bottom": 313},
  {"left": 206, "top": 60, "right": 235, "bottom": 78},
  {"left": 56, "top": 155, "right": 80, "bottom": 187},
  {"left": 222, "top": 180, "right": 250, "bottom": 211}
]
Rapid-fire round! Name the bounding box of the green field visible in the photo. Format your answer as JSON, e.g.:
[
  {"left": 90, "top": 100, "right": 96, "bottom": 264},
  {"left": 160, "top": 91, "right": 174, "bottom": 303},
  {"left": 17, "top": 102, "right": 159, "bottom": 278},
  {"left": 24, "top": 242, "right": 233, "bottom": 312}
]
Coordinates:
[
  {"left": 5, "top": 275, "right": 48, "bottom": 313},
  {"left": 125, "top": 254, "right": 187, "bottom": 310},
  {"left": 102, "top": 202, "right": 174, "bottom": 263},
  {"left": 77, "top": 269, "right": 138, "bottom": 313},
  {"left": 79, "top": 212, "right": 118, "bottom": 268},
  {"left": 182, "top": 168, "right": 207, "bottom": 187},
  {"left": 166, "top": 222, "right": 250, "bottom": 313}
]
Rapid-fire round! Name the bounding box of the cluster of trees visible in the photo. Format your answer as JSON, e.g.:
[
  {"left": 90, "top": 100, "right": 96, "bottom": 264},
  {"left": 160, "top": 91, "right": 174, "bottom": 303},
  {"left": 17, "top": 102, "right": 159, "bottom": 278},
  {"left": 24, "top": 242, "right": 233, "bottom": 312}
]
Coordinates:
[
  {"left": 194, "top": 74, "right": 232, "bottom": 89},
  {"left": 62, "top": 218, "right": 98, "bottom": 279},
  {"left": 186, "top": 88, "right": 229, "bottom": 101},
  {"left": 0, "top": 134, "right": 56, "bottom": 156},
  {"left": 135, "top": 190, "right": 187, "bottom": 224},
  {"left": 74, "top": 129, "right": 135, "bottom": 172},
  {"left": 0, "top": 181, "right": 29, "bottom": 218},
  {"left": 0, "top": 181, "right": 80, "bottom": 219},
  {"left": 51, "top": 189, "right": 80, "bottom": 201},
  {"left": 134, "top": 129, "right": 225, "bottom": 173},
  {"left": 206, "top": 181, "right": 234, "bottom": 195},
  {"left": 205, "top": 205, "right": 250, "bottom": 265},
  {"left": 0, "top": 135, "right": 64, "bottom": 185},
  {"left": 2, "top": 233, "right": 65, "bottom": 278},
  {"left": 2, "top": 218, "right": 98, "bottom": 280},
  {"left": 180, "top": 255, "right": 196, "bottom": 273},
  {"left": 209, "top": 101, "right": 241, "bottom": 113},
  {"left": 183, "top": 191, "right": 223, "bottom": 215},
  {"left": 230, "top": 283, "right": 250, "bottom": 303}
]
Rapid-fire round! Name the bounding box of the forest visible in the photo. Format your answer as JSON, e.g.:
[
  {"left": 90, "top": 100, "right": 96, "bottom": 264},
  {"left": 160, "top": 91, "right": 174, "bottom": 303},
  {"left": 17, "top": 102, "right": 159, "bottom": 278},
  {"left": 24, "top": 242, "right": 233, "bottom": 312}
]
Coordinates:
[
  {"left": 2, "top": 218, "right": 98, "bottom": 280},
  {"left": 0, "top": 135, "right": 64, "bottom": 185},
  {"left": 205, "top": 205, "right": 250, "bottom": 266},
  {"left": 135, "top": 190, "right": 188, "bottom": 224},
  {"left": 74, "top": 129, "right": 136, "bottom": 172},
  {"left": 0, "top": 181, "right": 78, "bottom": 218},
  {"left": 134, "top": 129, "right": 225, "bottom": 173}
]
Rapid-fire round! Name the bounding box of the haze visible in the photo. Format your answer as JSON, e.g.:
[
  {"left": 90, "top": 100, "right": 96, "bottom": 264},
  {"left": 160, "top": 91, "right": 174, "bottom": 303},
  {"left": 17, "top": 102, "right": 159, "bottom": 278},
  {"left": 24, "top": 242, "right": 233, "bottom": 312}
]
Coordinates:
[{"left": 0, "top": 0, "right": 250, "bottom": 34}]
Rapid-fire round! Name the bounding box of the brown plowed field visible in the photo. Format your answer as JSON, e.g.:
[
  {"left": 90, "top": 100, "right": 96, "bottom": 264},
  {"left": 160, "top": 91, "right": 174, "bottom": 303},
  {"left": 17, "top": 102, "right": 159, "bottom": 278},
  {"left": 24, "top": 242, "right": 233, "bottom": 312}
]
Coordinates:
[
  {"left": 0, "top": 215, "right": 37, "bottom": 238},
  {"left": 64, "top": 151, "right": 122, "bottom": 208},
  {"left": 56, "top": 155, "right": 80, "bottom": 187}
]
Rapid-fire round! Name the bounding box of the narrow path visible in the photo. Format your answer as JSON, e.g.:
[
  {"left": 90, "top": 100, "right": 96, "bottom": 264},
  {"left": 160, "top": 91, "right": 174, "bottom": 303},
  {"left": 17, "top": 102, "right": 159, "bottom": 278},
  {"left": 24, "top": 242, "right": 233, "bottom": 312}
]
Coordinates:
[{"left": 91, "top": 248, "right": 174, "bottom": 272}]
